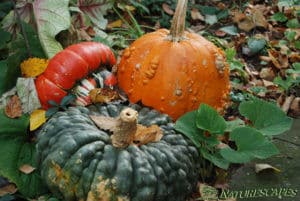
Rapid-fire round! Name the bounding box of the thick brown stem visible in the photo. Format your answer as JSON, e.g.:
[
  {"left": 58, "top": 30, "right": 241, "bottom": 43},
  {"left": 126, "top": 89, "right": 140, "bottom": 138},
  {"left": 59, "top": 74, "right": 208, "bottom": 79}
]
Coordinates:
[
  {"left": 111, "top": 108, "right": 138, "bottom": 148},
  {"left": 169, "top": 0, "right": 188, "bottom": 42}
]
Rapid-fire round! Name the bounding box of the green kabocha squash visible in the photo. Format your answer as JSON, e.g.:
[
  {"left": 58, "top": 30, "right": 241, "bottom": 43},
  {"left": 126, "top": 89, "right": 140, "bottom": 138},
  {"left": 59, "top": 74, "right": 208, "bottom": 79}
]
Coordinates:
[{"left": 36, "top": 103, "right": 200, "bottom": 201}]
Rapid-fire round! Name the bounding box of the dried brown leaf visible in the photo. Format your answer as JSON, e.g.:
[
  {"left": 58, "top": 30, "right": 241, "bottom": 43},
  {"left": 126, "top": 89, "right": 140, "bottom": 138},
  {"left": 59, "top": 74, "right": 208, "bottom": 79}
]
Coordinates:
[
  {"left": 268, "top": 50, "right": 289, "bottom": 69},
  {"left": 19, "top": 164, "right": 36, "bottom": 174},
  {"left": 290, "top": 97, "right": 300, "bottom": 117},
  {"left": 162, "top": 3, "right": 174, "bottom": 15},
  {"left": 89, "top": 115, "right": 118, "bottom": 132},
  {"left": 259, "top": 68, "right": 276, "bottom": 81},
  {"left": 252, "top": 9, "right": 269, "bottom": 28},
  {"left": 5, "top": 95, "right": 22, "bottom": 118},
  {"left": 89, "top": 88, "right": 119, "bottom": 104},
  {"left": 255, "top": 163, "right": 281, "bottom": 173},
  {"left": 133, "top": 124, "right": 163, "bottom": 146},
  {"left": 191, "top": 8, "right": 204, "bottom": 21},
  {"left": 0, "top": 183, "right": 17, "bottom": 196}
]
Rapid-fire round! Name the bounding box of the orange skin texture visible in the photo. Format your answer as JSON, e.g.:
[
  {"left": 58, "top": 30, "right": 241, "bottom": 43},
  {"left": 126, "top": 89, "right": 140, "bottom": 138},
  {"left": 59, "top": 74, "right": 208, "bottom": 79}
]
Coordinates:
[{"left": 117, "top": 29, "right": 230, "bottom": 120}]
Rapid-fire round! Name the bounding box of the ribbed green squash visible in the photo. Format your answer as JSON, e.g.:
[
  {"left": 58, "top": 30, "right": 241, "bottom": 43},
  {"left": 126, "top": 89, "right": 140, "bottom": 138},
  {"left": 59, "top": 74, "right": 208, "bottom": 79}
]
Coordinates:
[{"left": 36, "top": 103, "right": 199, "bottom": 201}]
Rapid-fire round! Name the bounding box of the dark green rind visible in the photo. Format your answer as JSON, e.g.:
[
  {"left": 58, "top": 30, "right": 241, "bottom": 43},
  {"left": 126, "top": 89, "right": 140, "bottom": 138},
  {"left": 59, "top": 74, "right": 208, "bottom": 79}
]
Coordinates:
[{"left": 36, "top": 103, "right": 200, "bottom": 201}]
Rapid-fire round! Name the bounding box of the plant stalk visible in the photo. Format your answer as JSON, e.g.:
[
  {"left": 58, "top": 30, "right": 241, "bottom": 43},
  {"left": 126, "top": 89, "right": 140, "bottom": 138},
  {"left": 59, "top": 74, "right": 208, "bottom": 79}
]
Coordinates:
[
  {"left": 169, "top": 0, "right": 188, "bottom": 42},
  {"left": 111, "top": 108, "right": 138, "bottom": 148}
]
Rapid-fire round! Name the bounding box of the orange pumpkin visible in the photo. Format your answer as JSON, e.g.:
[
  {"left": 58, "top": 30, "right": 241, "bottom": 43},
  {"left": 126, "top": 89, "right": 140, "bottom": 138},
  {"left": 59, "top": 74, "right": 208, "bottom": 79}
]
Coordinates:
[{"left": 117, "top": 0, "right": 230, "bottom": 120}]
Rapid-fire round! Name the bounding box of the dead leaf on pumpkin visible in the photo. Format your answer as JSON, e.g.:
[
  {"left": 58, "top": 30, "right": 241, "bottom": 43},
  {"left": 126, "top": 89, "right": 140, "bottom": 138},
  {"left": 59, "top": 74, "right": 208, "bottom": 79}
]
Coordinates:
[
  {"left": 19, "top": 164, "right": 36, "bottom": 174},
  {"left": 30, "top": 109, "right": 47, "bottom": 131},
  {"left": 0, "top": 183, "right": 17, "bottom": 196},
  {"left": 133, "top": 124, "right": 163, "bottom": 146},
  {"left": 5, "top": 95, "right": 22, "bottom": 118},
  {"left": 90, "top": 113, "right": 163, "bottom": 146},
  {"left": 89, "top": 88, "right": 119, "bottom": 104}
]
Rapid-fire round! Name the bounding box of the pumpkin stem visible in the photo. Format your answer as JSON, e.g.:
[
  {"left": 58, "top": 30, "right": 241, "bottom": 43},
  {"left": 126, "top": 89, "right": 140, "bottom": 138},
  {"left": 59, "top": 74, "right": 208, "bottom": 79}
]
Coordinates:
[
  {"left": 111, "top": 108, "right": 137, "bottom": 148},
  {"left": 169, "top": 0, "right": 188, "bottom": 42}
]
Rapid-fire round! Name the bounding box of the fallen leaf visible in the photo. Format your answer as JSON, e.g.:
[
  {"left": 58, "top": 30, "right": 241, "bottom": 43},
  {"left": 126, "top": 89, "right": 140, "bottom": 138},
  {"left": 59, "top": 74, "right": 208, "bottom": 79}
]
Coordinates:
[
  {"left": 30, "top": 109, "right": 47, "bottom": 131},
  {"left": 89, "top": 88, "right": 119, "bottom": 104},
  {"left": 0, "top": 87, "right": 17, "bottom": 109},
  {"left": 281, "top": 95, "right": 295, "bottom": 113},
  {"left": 215, "top": 30, "right": 227, "bottom": 37},
  {"left": 259, "top": 68, "right": 276, "bottom": 81},
  {"left": 20, "top": 58, "right": 48, "bottom": 78},
  {"left": 191, "top": 8, "right": 204, "bottom": 21},
  {"left": 268, "top": 49, "right": 289, "bottom": 69},
  {"left": 262, "top": 79, "right": 276, "bottom": 87},
  {"left": 232, "top": 11, "right": 255, "bottom": 32},
  {"left": 19, "top": 164, "right": 36, "bottom": 174},
  {"left": 162, "top": 3, "right": 174, "bottom": 15},
  {"left": 0, "top": 183, "right": 17, "bottom": 196},
  {"left": 133, "top": 124, "right": 163, "bottom": 146},
  {"left": 255, "top": 163, "right": 281, "bottom": 173},
  {"left": 89, "top": 115, "right": 118, "bottom": 132},
  {"left": 107, "top": 19, "right": 123, "bottom": 29},
  {"left": 5, "top": 95, "right": 22, "bottom": 118},
  {"left": 252, "top": 9, "right": 269, "bottom": 29},
  {"left": 289, "top": 97, "right": 300, "bottom": 117},
  {"left": 16, "top": 78, "right": 41, "bottom": 114}
]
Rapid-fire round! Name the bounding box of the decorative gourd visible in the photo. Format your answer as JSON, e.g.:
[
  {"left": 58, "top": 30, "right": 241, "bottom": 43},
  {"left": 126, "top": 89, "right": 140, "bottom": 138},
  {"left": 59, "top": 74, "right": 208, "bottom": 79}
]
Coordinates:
[
  {"left": 36, "top": 103, "right": 200, "bottom": 201},
  {"left": 35, "top": 42, "right": 116, "bottom": 109},
  {"left": 117, "top": 0, "right": 230, "bottom": 120}
]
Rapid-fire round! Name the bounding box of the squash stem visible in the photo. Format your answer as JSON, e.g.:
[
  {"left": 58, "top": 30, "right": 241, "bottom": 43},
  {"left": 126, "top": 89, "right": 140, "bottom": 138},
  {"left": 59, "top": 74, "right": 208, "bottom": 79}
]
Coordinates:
[
  {"left": 169, "top": 0, "right": 188, "bottom": 42},
  {"left": 111, "top": 108, "right": 137, "bottom": 148}
]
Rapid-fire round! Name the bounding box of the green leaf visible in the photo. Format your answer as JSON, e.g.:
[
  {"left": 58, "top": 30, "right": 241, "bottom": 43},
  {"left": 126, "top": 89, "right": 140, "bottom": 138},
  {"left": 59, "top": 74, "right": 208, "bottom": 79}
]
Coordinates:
[
  {"left": 285, "top": 30, "right": 296, "bottom": 41},
  {"left": 201, "top": 149, "right": 230, "bottom": 169},
  {"left": 271, "top": 12, "right": 288, "bottom": 22},
  {"left": 225, "top": 118, "right": 245, "bottom": 132},
  {"left": 273, "top": 76, "right": 295, "bottom": 91},
  {"left": 205, "top": 15, "right": 218, "bottom": 25},
  {"left": 0, "top": 137, "right": 47, "bottom": 198},
  {"left": 175, "top": 111, "right": 203, "bottom": 148},
  {"left": 0, "top": 29, "right": 11, "bottom": 49},
  {"left": 0, "top": 59, "right": 20, "bottom": 96},
  {"left": 0, "top": 110, "right": 47, "bottom": 198},
  {"left": 286, "top": 18, "right": 300, "bottom": 28},
  {"left": 239, "top": 98, "right": 293, "bottom": 135},
  {"left": 247, "top": 38, "right": 266, "bottom": 54},
  {"left": 220, "top": 127, "right": 279, "bottom": 163},
  {"left": 0, "top": 109, "right": 29, "bottom": 134},
  {"left": 196, "top": 104, "right": 226, "bottom": 134},
  {"left": 219, "top": 25, "right": 238, "bottom": 36},
  {"left": 33, "top": 0, "right": 71, "bottom": 58}
]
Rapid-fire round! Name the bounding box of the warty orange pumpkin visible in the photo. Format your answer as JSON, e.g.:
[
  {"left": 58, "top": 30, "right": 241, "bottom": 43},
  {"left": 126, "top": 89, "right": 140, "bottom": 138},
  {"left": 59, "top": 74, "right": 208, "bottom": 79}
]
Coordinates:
[{"left": 117, "top": 0, "right": 230, "bottom": 120}]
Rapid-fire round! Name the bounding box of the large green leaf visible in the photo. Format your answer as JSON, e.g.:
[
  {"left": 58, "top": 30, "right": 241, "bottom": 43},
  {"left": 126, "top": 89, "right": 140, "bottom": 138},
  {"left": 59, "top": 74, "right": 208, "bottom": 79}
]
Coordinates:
[
  {"left": 220, "top": 127, "right": 279, "bottom": 163},
  {"left": 0, "top": 59, "right": 20, "bottom": 96},
  {"left": 239, "top": 98, "right": 293, "bottom": 135},
  {"left": 33, "top": 0, "right": 70, "bottom": 58},
  {"left": 0, "top": 109, "right": 29, "bottom": 134},
  {"left": 201, "top": 149, "right": 229, "bottom": 169},
  {"left": 196, "top": 104, "right": 226, "bottom": 134},
  {"left": 175, "top": 111, "right": 202, "bottom": 148},
  {"left": 0, "top": 110, "right": 47, "bottom": 198}
]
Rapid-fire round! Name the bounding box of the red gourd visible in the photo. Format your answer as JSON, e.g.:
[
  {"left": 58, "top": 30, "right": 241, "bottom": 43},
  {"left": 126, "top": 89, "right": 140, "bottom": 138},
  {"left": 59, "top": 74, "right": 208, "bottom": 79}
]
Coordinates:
[{"left": 35, "top": 42, "right": 116, "bottom": 109}]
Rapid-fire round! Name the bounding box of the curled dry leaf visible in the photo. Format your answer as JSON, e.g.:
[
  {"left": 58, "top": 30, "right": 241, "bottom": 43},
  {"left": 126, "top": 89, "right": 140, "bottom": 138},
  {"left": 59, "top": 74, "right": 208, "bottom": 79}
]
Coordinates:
[
  {"left": 133, "top": 124, "right": 163, "bottom": 146},
  {"left": 191, "top": 8, "right": 204, "bottom": 21},
  {"left": 162, "top": 3, "right": 174, "bottom": 15},
  {"left": 0, "top": 183, "right": 18, "bottom": 196},
  {"left": 19, "top": 164, "right": 36, "bottom": 174},
  {"left": 5, "top": 95, "right": 22, "bottom": 118},
  {"left": 289, "top": 97, "right": 300, "bottom": 117},
  {"left": 268, "top": 49, "right": 289, "bottom": 69},
  {"left": 259, "top": 68, "right": 276, "bottom": 81},
  {"left": 255, "top": 163, "right": 281, "bottom": 173},
  {"left": 30, "top": 109, "right": 47, "bottom": 131},
  {"left": 89, "top": 88, "right": 119, "bottom": 104},
  {"left": 90, "top": 113, "right": 163, "bottom": 146}
]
